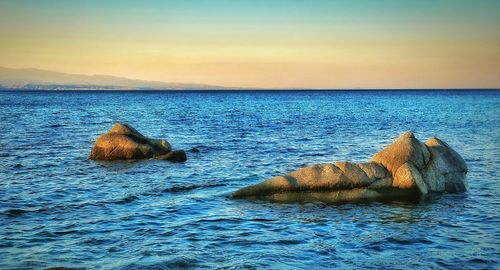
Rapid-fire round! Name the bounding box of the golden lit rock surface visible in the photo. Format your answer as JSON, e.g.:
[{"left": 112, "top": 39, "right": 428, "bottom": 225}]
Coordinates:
[{"left": 89, "top": 123, "right": 186, "bottom": 162}]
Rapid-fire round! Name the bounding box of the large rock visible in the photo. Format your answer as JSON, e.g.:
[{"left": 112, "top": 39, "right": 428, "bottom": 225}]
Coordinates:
[
  {"left": 232, "top": 132, "right": 467, "bottom": 203},
  {"left": 89, "top": 123, "right": 186, "bottom": 162}
]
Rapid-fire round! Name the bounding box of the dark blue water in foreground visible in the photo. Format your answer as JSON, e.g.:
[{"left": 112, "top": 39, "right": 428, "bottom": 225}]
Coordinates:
[{"left": 0, "top": 90, "right": 499, "bottom": 269}]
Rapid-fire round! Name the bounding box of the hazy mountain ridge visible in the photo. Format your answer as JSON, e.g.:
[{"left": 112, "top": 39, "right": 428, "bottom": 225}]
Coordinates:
[{"left": 0, "top": 67, "right": 236, "bottom": 90}]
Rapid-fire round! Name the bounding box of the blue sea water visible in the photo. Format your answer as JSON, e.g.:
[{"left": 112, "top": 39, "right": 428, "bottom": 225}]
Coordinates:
[{"left": 0, "top": 90, "right": 499, "bottom": 269}]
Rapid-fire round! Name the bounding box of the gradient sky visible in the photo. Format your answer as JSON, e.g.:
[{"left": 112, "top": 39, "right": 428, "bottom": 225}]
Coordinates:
[{"left": 1, "top": 0, "right": 499, "bottom": 88}]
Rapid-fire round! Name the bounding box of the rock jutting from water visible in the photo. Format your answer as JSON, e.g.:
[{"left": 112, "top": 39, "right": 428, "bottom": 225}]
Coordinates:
[
  {"left": 89, "top": 123, "right": 187, "bottom": 162},
  {"left": 232, "top": 132, "right": 467, "bottom": 203}
]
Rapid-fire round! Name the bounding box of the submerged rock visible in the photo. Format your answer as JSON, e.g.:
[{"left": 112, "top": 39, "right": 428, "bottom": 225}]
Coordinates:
[
  {"left": 89, "top": 123, "right": 186, "bottom": 162},
  {"left": 232, "top": 132, "right": 467, "bottom": 203},
  {"left": 156, "top": 150, "right": 188, "bottom": 163}
]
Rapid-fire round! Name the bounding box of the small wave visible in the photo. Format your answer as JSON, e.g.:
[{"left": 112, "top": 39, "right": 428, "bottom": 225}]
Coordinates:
[
  {"left": 195, "top": 217, "right": 243, "bottom": 223},
  {"left": 362, "top": 240, "right": 385, "bottom": 251},
  {"left": 34, "top": 230, "right": 79, "bottom": 238},
  {"left": 122, "top": 256, "right": 199, "bottom": 270},
  {"left": 251, "top": 218, "right": 276, "bottom": 222},
  {"left": 112, "top": 195, "right": 139, "bottom": 204},
  {"left": 82, "top": 237, "right": 112, "bottom": 245},
  {"left": 362, "top": 236, "right": 433, "bottom": 251},
  {"left": 157, "top": 257, "right": 199, "bottom": 269},
  {"left": 44, "top": 266, "right": 85, "bottom": 270},
  {"left": 448, "top": 236, "right": 468, "bottom": 243},
  {"left": 467, "top": 257, "right": 498, "bottom": 265},
  {"left": 386, "top": 236, "right": 433, "bottom": 245},
  {"left": 273, "top": 239, "right": 304, "bottom": 245},
  {"left": 3, "top": 208, "right": 27, "bottom": 217},
  {"left": 2, "top": 183, "right": 224, "bottom": 217},
  {"left": 49, "top": 124, "right": 66, "bottom": 128},
  {"left": 162, "top": 183, "right": 224, "bottom": 193},
  {"left": 52, "top": 230, "right": 79, "bottom": 236}
]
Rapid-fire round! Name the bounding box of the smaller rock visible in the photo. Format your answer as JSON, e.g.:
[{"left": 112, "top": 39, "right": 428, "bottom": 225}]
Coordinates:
[
  {"left": 89, "top": 123, "right": 185, "bottom": 162},
  {"left": 190, "top": 147, "right": 200, "bottom": 153}
]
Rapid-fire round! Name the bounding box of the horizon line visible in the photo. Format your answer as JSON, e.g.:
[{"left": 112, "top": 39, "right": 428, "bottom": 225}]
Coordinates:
[{"left": 2, "top": 88, "right": 499, "bottom": 91}]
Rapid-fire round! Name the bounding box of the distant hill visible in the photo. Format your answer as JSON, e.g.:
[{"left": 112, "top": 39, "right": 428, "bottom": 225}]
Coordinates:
[{"left": 0, "top": 67, "right": 235, "bottom": 90}]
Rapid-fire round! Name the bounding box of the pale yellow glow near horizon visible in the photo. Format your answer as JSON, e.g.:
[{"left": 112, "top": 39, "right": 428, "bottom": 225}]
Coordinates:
[{"left": 1, "top": 1, "right": 500, "bottom": 88}]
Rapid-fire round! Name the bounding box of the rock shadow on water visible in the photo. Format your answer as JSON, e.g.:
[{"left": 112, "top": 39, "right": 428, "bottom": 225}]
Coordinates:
[{"left": 233, "top": 189, "right": 422, "bottom": 205}]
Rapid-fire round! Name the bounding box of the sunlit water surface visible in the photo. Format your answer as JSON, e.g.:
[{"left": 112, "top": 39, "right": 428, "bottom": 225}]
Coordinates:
[{"left": 0, "top": 90, "right": 499, "bottom": 269}]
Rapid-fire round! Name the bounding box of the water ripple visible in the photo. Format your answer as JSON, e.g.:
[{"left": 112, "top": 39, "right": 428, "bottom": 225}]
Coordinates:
[{"left": 0, "top": 90, "right": 499, "bottom": 269}]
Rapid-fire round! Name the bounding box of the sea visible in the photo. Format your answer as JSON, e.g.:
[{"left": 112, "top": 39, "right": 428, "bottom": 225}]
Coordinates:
[{"left": 0, "top": 90, "right": 499, "bottom": 269}]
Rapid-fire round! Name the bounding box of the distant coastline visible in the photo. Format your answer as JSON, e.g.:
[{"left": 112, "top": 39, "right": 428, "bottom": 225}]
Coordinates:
[
  {"left": 1, "top": 67, "right": 498, "bottom": 91},
  {"left": 0, "top": 66, "right": 239, "bottom": 91}
]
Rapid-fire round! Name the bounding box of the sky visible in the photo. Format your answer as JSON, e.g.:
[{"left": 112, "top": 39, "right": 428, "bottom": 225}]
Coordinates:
[{"left": 1, "top": 0, "right": 499, "bottom": 89}]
